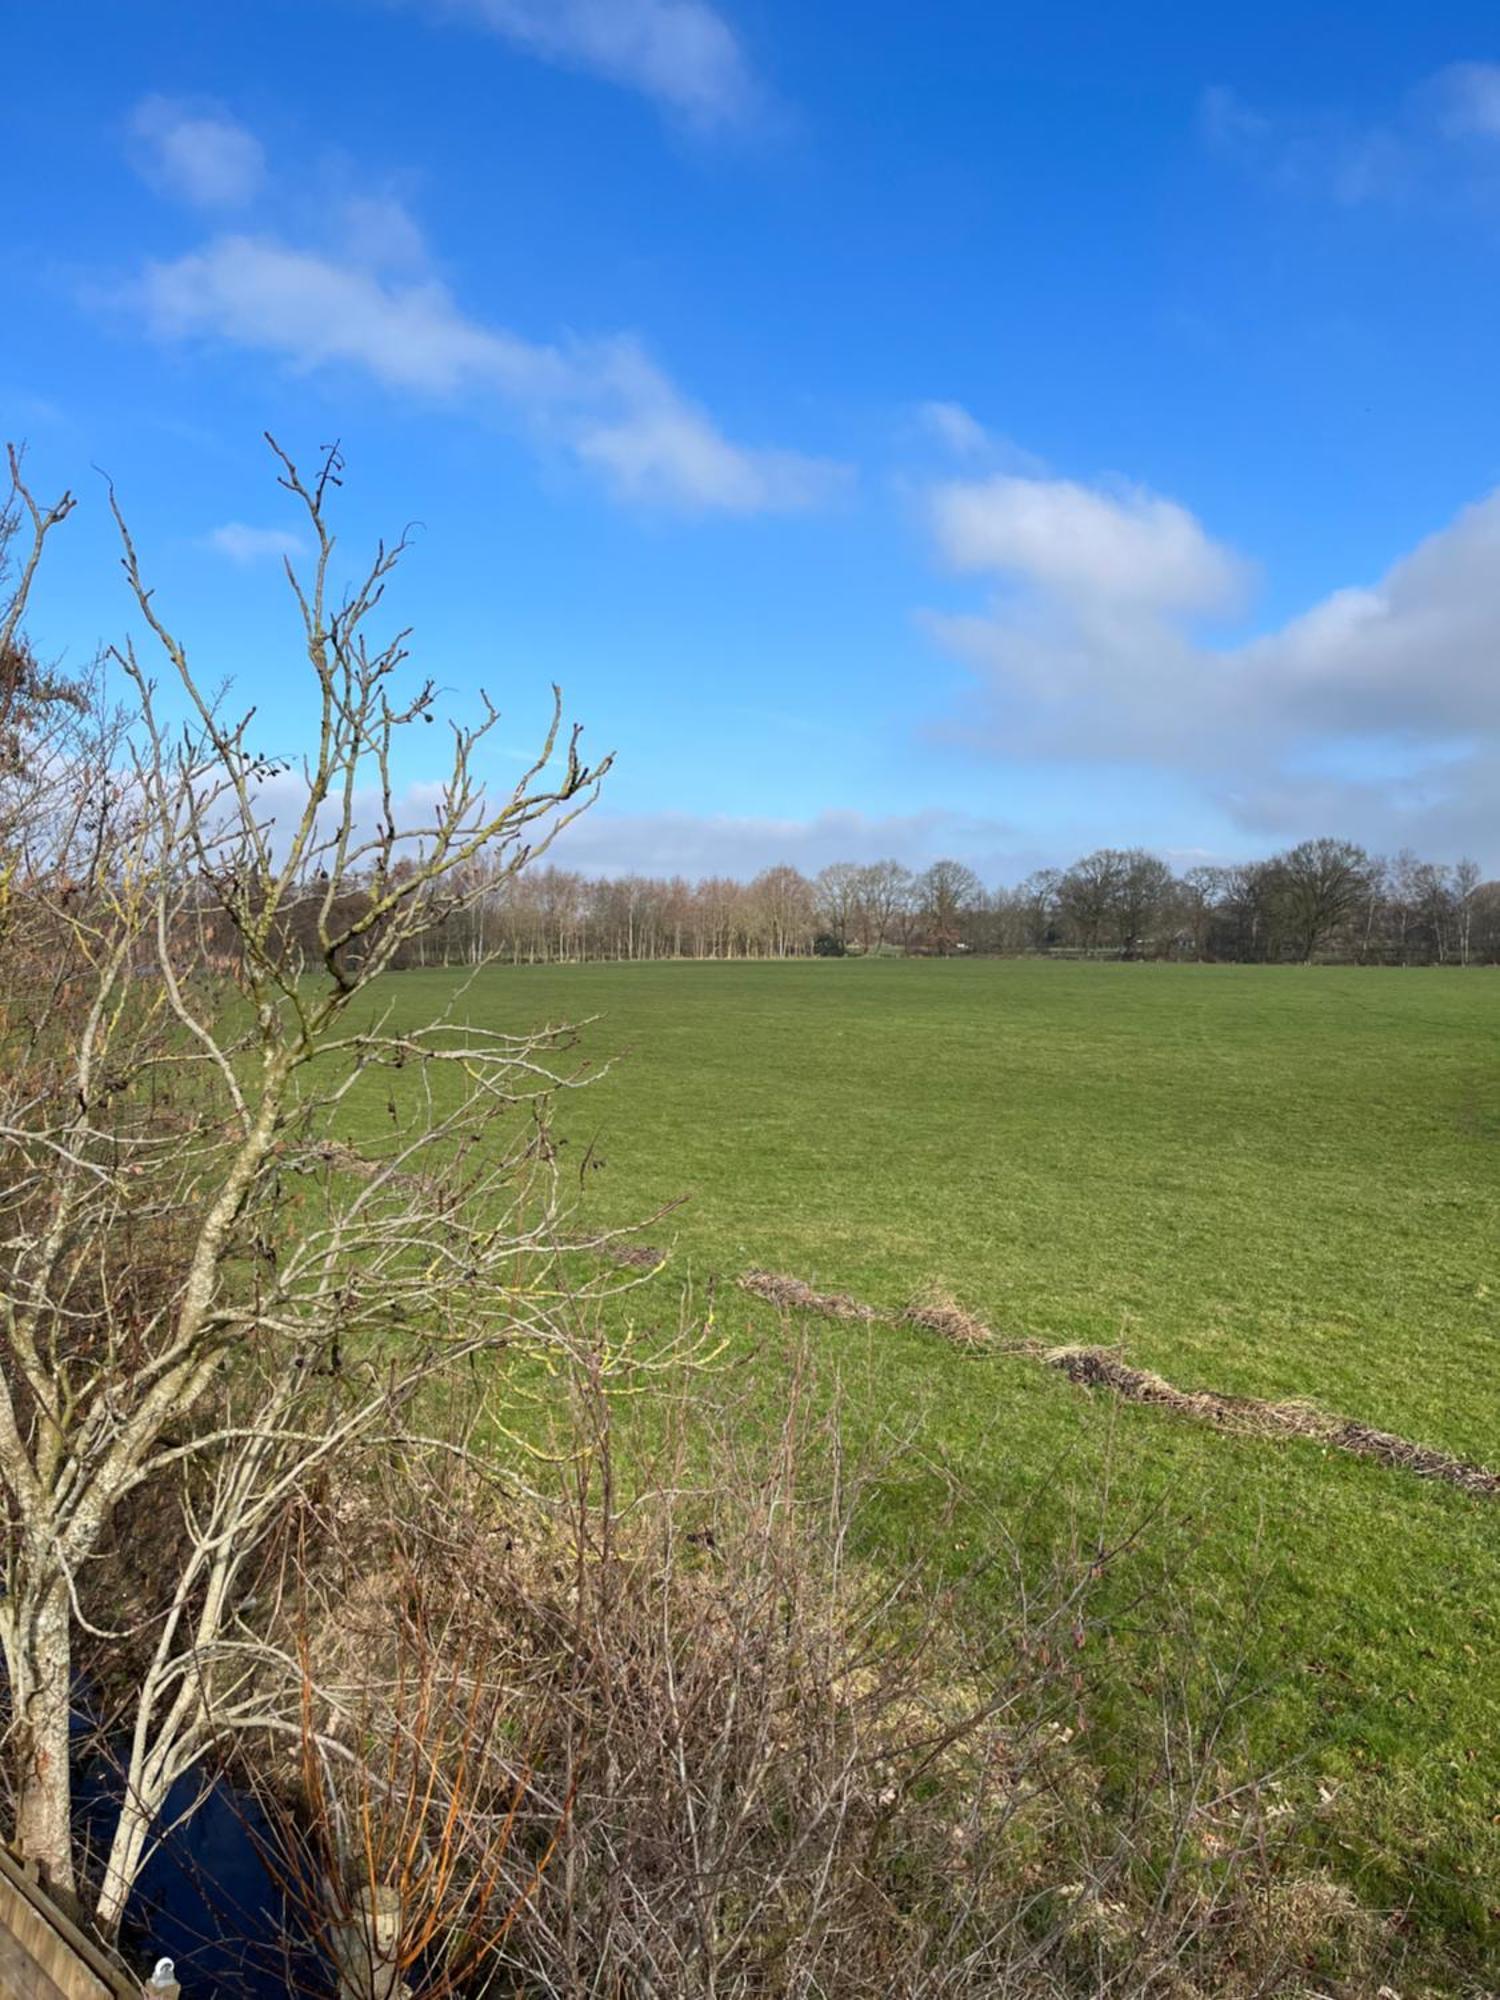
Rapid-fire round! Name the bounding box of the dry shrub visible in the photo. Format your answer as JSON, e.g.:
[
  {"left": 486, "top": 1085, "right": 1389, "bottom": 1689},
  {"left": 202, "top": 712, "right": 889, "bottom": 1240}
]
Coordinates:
[{"left": 223, "top": 1343, "right": 1420, "bottom": 2000}]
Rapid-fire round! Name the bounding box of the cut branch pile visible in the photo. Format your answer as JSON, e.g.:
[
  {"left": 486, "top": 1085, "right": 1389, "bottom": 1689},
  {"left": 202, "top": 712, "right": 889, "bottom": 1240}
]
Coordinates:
[
  {"left": 1044, "top": 1346, "right": 1500, "bottom": 1496},
  {"left": 739, "top": 1270, "right": 882, "bottom": 1320},
  {"left": 734, "top": 1266, "right": 1500, "bottom": 1500},
  {"left": 1322, "top": 1416, "right": 1500, "bottom": 1498}
]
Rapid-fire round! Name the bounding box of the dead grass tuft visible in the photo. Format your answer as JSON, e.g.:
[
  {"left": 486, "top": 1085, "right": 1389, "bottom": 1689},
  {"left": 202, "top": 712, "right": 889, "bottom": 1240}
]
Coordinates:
[
  {"left": 601, "top": 1241, "right": 667, "bottom": 1270},
  {"left": 901, "top": 1284, "right": 995, "bottom": 1348},
  {"left": 1243, "top": 1871, "right": 1390, "bottom": 1987},
  {"left": 739, "top": 1269, "right": 883, "bottom": 1320}
]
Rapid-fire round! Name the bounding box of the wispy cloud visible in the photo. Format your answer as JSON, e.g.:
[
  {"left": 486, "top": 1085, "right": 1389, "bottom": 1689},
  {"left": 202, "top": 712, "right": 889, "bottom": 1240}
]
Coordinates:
[
  {"left": 1429, "top": 60, "right": 1500, "bottom": 140},
  {"left": 117, "top": 109, "right": 842, "bottom": 516},
  {"left": 917, "top": 400, "right": 991, "bottom": 458},
  {"left": 549, "top": 805, "right": 1020, "bottom": 878},
  {"left": 131, "top": 230, "right": 842, "bottom": 513},
  {"left": 202, "top": 522, "right": 307, "bottom": 565},
  {"left": 1200, "top": 61, "right": 1500, "bottom": 210},
  {"left": 129, "top": 95, "right": 267, "bottom": 208},
  {"left": 395, "top": 0, "right": 759, "bottom": 130},
  {"left": 910, "top": 402, "right": 1047, "bottom": 478},
  {"left": 919, "top": 463, "right": 1500, "bottom": 860}
]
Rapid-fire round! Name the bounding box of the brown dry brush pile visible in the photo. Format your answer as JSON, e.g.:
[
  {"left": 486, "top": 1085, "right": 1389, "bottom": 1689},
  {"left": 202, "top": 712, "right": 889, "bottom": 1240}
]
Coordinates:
[
  {"left": 739, "top": 1271, "right": 1022, "bottom": 1349},
  {"left": 1040, "top": 1347, "right": 1500, "bottom": 1499},
  {"left": 740, "top": 1269, "right": 883, "bottom": 1321},
  {"left": 901, "top": 1283, "right": 1006, "bottom": 1349},
  {"left": 229, "top": 1353, "right": 1423, "bottom": 2000},
  {"left": 739, "top": 1270, "right": 1500, "bottom": 1500},
  {"left": 598, "top": 1241, "right": 668, "bottom": 1271}
]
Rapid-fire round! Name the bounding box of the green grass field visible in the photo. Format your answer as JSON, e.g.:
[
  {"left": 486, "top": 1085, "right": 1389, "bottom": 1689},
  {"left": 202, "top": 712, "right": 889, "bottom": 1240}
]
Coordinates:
[{"left": 355, "top": 959, "right": 1500, "bottom": 1966}]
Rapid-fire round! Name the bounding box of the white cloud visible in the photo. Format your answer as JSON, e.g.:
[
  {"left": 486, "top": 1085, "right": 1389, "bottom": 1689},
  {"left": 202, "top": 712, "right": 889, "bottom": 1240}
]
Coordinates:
[
  {"left": 129, "top": 96, "right": 266, "bottom": 208},
  {"left": 1197, "top": 84, "right": 1413, "bottom": 206},
  {"left": 404, "top": 0, "right": 757, "bottom": 127},
  {"left": 128, "top": 224, "right": 842, "bottom": 514},
  {"left": 1201, "top": 64, "right": 1500, "bottom": 209},
  {"left": 920, "top": 469, "right": 1500, "bottom": 863},
  {"left": 572, "top": 338, "right": 842, "bottom": 510},
  {"left": 918, "top": 401, "right": 991, "bottom": 457},
  {"left": 1431, "top": 61, "right": 1500, "bottom": 140},
  {"left": 136, "top": 234, "right": 559, "bottom": 396},
  {"left": 336, "top": 193, "right": 431, "bottom": 272},
  {"left": 1197, "top": 85, "right": 1271, "bottom": 155},
  {"left": 1239, "top": 491, "right": 1500, "bottom": 740},
  {"left": 929, "top": 473, "right": 1246, "bottom": 614},
  {"left": 203, "top": 522, "right": 307, "bottom": 565}
]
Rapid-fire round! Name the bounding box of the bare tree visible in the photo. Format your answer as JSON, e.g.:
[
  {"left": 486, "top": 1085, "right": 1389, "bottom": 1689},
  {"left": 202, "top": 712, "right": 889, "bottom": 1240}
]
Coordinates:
[
  {"left": 1015, "top": 868, "right": 1061, "bottom": 953},
  {"left": 1276, "top": 837, "right": 1376, "bottom": 963},
  {"left": 915, "top": 859, "right": 981, "bottom": 956},
  {"left": 1454, "top": 856, "right": 1482, "bottom": 966},
  {"left": 1178, "top": 865, "right": 1225, "bottom": 960},
  {"left": 1215, "top": 858, "right": 1285, "bottom": 962},
  {"left": 1114, "top": 848, "right": 1175, "bottom": 957},
  {"left": 1472, "top": 878, "right": 1500, "bottom": 961},
  {"left": 747, "top": 864, "right": 815, "bottom": 957},
  {"left": 853, "top": 859, "right": 913, "bottom": 954},
  {"left": 1412, "top": 859, "right": 1457, "bottom": 964},
  {"left": 1057, "top": 850, "right": 1127, "bottom": 954},
  {"left": 813, "top": 861, "right": 862, "bottom": 953},
  {"left": 0, "top": 439, "right": 616, "bottom": 1931}
]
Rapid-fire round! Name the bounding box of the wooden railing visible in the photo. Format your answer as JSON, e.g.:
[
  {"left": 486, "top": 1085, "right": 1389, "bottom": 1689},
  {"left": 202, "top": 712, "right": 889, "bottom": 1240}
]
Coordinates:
[{"left": 0, "top": 1847, "right": 147, "bottom": 1999}]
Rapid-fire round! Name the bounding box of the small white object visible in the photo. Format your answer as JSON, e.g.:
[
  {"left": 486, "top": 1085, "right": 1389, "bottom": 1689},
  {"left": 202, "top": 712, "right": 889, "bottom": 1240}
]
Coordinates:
[{"left": 145, "top": 1958, "right": 180, "bottom": 1997}]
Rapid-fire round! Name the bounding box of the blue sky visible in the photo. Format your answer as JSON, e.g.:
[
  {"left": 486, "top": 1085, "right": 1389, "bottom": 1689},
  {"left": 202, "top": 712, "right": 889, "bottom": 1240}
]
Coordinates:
[{"left": 7, "top": 0, "right": 1500, "bottom": 878}]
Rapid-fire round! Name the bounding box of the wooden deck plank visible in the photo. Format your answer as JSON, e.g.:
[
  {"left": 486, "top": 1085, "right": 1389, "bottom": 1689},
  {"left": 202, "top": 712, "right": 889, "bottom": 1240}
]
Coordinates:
[{"left": 0, "top": 1850, "right": 139, "bottom": 2000}]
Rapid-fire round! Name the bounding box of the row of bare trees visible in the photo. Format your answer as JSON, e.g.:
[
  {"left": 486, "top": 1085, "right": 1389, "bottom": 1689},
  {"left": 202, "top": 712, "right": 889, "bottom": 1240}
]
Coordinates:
[
  {"left": 392, "top": 843, "right": 1499, "bottom": 968},
  {"left": 1016, "top": 841, "right": 1496, "bottom": 965}
]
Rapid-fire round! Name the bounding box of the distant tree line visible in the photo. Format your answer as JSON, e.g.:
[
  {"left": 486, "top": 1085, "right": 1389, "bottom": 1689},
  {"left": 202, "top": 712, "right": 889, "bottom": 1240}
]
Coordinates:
[{"left": 377, "top": 838, "right": 1500, "bottom": 967}]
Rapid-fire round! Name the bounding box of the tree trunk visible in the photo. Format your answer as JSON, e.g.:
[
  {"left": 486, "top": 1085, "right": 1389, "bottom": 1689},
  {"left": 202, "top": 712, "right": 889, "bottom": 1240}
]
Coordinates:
[
  {"left": 96, "top": 1801, "right": 152, "bottom": 1939},
  {"left": 6, "top": 1571, "right": 76, "bottom": 1895}
]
